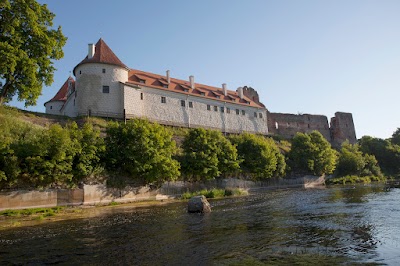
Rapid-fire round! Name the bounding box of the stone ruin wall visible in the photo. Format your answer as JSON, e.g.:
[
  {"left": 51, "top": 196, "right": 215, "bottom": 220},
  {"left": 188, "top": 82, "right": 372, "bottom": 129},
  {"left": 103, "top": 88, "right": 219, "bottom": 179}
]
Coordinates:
[
  {"left": 267, "top": 111, "right": 357, "bottom": 147},
  {"left": 267, "top": 112, "right": 331, "bottom": 140},
  {"left": 330, "top": 112, "right": 357, "bottom": 148}
]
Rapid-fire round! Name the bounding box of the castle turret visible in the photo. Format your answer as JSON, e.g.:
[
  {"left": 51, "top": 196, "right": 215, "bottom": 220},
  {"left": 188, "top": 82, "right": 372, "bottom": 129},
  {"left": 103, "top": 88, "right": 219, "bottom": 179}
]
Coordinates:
[{"left": 73, "top": 39, "right": 129, "bottom": 117}]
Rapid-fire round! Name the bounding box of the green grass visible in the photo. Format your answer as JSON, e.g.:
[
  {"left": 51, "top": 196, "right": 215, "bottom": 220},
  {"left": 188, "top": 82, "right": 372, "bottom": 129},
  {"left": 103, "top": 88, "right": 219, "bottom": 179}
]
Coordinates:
[
  {"left": 326, "top": 175, "right": 387, "bottom": 185},
  {"left": 181, "top": 188, "right": 248, "bottom": 199},
  {"left": 0, "top": 206, "right": 65, "bottom": 217}
]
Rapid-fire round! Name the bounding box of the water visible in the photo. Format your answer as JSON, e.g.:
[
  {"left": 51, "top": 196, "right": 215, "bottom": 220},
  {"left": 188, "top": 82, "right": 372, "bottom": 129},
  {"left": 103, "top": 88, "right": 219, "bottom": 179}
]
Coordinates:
[{"left": 1, "top": 184, "right": 400, "bottom": 265}]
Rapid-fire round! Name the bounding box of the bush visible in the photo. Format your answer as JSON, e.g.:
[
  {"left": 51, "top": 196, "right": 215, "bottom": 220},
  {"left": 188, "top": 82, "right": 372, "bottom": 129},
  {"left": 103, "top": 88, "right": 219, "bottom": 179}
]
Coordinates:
[{"left": 230, "top": 133, "right": 286, "bottom": 179}]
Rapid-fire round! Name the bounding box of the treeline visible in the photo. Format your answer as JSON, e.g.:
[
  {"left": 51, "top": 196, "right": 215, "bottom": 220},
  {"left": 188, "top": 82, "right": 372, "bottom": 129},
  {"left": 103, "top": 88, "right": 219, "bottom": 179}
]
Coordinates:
[{"left": 1, "top": 111, "right": 400, "bottom": 189}]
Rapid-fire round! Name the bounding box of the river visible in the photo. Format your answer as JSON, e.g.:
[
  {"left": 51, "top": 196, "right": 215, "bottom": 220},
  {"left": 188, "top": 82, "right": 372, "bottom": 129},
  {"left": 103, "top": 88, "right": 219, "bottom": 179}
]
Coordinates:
[{"left": 1, "top": 184, "right": 399, "bottom": 265}]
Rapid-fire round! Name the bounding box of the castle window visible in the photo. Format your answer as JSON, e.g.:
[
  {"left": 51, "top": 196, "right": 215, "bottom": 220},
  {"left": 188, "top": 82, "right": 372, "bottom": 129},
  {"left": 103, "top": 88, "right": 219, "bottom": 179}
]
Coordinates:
[
  {"left": 227, "top": 108, "right": 230, "bottom": 114},
  {"left": 102, "top": 86, "right": 110, "bottom": 93},
  {"left": 50, "top": 106, "right": 52, "bottom": 110},
  {"left": 241, "top": 110, "right": 245, "bottom": 116},
  {"left": 220, "top": 107, "right": 224, "bottom": 113},
  {"left": 259, "top": 113, "right": 263, "bottom": 118},
  {"left": 74, "top": 99, "right": 75, "bottom": 106},
  {"left": 79, "top": 70, "right": 81, "bottom": 75},
  {"left": 254, "top": 112, "right": 257, "bottom": 118},
  {"left": 140, "top": 93, "right": 143, "bottom": 100},
  {"left": 189, "top": 101, "right": 193, "bottom": 108},
  {"left": 161, "top": 96, "right": 166, "bottom": 103},
  {"left": 214, "top": 106, "right": 218, "bottom": 112},
  {"left": 236, "top": 109, "right": 240, "bottom": 115},
  {"left": 308, "top": 124, "right": 310, "bottom": 128},
  {"left": 275, "top": 122, "right": 279, "bottom": 129},
  {"left": 207, "top": 104, "right": 211, "bottom": 111},
  {"left": 102, "top": 68, "right": 106, "bottom": 73},
  {"left": 181, "top": 100, "right": 185, "bottom": 107}
]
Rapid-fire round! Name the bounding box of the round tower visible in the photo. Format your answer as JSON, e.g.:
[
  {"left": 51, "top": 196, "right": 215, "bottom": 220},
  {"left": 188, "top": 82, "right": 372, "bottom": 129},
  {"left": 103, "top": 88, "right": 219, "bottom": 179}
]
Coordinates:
[{"left": 73, "top": 39, "right": 129, "bottom": 118}]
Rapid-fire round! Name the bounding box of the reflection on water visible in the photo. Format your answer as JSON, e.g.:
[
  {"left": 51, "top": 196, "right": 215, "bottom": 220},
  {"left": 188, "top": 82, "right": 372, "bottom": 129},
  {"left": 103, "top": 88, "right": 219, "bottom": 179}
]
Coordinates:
[{"left": 1, "top": 184, "right": 400, "bottom": 265}]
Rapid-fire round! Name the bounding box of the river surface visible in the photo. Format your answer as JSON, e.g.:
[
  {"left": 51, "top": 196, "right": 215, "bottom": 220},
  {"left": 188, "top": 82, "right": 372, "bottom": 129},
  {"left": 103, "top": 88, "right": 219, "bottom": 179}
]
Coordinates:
[{"left": 1, "top": 184, "right": 400, "bottom": 265}]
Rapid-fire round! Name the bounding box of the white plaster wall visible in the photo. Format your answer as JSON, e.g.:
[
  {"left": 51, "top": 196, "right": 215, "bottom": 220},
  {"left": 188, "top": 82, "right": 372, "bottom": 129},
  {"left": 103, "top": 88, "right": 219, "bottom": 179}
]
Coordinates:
[
  {"left": 75, "top": 63, "right": 128, "bottom": 117},
  {"left": 61, "top": 93, "right": 78, "bottom": 117},
  {"left": 45, "top": 101, "right": 64, "bottom": 115},
  {"left": 123, "top": 85, "right": 268, "bottom": 134},
  {"left": 123, "top": 85, "right": 143, "bottom": 118}
]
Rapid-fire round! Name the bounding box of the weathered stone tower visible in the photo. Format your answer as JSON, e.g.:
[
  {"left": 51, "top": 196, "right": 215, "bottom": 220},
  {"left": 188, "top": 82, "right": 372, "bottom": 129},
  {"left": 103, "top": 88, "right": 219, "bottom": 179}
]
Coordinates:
[
  {"left": 73, "top": 39, "right": 129, "bottom": 117},
  {"left": 330, "top": 112, "right": 357, "bottom": 148}
]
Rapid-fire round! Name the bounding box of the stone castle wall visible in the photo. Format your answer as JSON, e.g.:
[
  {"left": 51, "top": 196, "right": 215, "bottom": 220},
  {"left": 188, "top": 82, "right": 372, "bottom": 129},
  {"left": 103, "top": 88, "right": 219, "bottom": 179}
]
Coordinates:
[
  {"left": 123, "top": 84, "right": 269, "bottom": 134},
  {"left": 75, "top": 63, "right": 128, "bottom": 117},
  {"left": 330, "top": 112, "right": 357, "bottom": 147},
  {"left": 267, "top": 112, "right": 331, "bottom": 140}
]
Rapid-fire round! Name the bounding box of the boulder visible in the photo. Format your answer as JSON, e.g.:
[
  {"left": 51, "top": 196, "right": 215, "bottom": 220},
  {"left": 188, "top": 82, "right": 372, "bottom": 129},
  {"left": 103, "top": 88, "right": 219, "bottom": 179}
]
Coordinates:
[{"left": 187, "top": 195, "right": 211, "bottom": 213}]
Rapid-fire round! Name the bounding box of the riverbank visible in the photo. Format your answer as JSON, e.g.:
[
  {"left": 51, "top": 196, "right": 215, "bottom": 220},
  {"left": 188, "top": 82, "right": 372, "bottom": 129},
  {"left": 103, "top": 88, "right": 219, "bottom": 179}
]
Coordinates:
[{"left": 0, "top": 199, "right": 179, "bottom": 230}]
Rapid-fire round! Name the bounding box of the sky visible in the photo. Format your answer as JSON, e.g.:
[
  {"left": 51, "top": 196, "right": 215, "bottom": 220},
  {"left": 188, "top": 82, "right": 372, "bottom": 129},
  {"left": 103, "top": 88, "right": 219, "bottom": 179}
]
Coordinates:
[{"left": 8, "top": 0, "right": 400, "bottom": 139}]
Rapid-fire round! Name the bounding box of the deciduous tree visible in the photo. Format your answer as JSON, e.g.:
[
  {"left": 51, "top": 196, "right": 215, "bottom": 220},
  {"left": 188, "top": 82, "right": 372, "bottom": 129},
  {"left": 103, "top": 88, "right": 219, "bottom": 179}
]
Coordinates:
[{"left": 0, "top": 0, "right": 67, "bottom": 106}]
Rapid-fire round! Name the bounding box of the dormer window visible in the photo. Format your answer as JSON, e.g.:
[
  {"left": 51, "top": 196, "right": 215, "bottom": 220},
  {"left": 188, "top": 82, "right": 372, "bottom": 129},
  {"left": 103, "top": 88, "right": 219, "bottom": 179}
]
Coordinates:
[
  {"left": 216, "top": 95, "right": 220, "bottom": 99},
  {"left": 162, "top": 84, "right": 168, "bottom": 88},
  {"left": 200, "top": 92, "right": 205, "bottom": 96},
  {"left": 139, "top": 79, "right": 145, "bottom": 84}
]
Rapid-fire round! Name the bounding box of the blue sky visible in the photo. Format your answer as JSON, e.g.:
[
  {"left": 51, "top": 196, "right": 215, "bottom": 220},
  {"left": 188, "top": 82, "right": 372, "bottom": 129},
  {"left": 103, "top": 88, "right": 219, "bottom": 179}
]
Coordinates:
[{"left": 9, "top": 0, "right": 400, "bottom": 139}]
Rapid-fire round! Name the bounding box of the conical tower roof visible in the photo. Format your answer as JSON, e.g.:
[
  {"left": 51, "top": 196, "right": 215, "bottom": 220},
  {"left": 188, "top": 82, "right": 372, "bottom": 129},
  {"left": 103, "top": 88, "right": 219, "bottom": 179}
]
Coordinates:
[{"left": 73, "top": 39, "right": 128, "bottom": 75}]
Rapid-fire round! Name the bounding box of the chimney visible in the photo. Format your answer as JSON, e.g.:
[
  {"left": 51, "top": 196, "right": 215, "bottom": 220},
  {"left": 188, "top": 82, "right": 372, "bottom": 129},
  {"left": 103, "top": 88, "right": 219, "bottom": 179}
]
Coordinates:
[
  {"left": 88, "top": 43, "right": 95, "bottom": 59},
  {"left": 166, "top": 70, "right": 170, "bottom": 84},
  {"left": 222, "top": 83, "right": 228, "bottom": 96},
  {"left": 237, "top": 87, "right": 244, "bottom": 99},
  {"left": 189, "top": 75, "right": 195, "bottom": 89}
]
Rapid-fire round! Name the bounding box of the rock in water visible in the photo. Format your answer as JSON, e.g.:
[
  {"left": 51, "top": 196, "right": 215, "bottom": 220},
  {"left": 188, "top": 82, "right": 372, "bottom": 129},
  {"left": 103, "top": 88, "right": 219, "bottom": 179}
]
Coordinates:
[{"left": 187, "top": 195, "right": 211, "bottom": 213}]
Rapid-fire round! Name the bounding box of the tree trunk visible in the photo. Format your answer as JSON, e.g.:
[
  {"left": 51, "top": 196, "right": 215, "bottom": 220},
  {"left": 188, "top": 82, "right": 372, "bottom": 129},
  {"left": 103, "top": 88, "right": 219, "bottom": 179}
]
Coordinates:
[{"left": 0, "top": 83, "right": 11, "bottom": 105}]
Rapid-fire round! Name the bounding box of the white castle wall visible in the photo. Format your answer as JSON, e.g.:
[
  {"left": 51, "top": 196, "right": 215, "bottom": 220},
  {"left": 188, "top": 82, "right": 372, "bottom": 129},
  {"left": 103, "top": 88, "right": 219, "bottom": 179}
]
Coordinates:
[
  {"left": 61, "top": 93, "right": 78, "bottom": 117},
  {"left": 123, "top": 85, "right": 268, "bottom": 134},
  {"left": 44, "top": 101, "right": 64, "bottom": 115},
  {"left": 74, "top": 63, "right": 128, "bottom": 117}
]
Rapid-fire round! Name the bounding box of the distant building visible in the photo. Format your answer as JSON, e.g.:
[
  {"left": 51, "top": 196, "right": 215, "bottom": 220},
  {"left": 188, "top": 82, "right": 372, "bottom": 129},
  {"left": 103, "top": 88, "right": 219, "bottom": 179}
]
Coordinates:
[{"left": 45, "top": 39, "right": 356, "bottom": 146}]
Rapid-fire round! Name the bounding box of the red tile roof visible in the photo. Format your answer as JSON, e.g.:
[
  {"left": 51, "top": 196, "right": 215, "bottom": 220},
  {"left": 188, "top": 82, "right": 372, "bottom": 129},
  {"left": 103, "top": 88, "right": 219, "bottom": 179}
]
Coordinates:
[
  {"left": 73, "top": 38, "right": 128, "bottom": 75},
  {"left": 46, "top": 77, "right": 75, "bottom": 104},
  {"left": 126, "top": 69, "right": 265, "bottom": 108}
]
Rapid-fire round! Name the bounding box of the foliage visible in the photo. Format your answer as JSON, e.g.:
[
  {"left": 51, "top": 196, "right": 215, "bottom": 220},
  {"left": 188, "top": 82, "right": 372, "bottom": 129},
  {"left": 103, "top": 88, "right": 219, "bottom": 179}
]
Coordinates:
[
  {"left": 391, "top": 128, "right": 400, "bottom": 146},
  {"left": 180, "top": 128, "right": 240, "bottom": 180},
  {"left": 335, "top": 141, "right": 382, "bottom": 178},
  {"left": 0, "top": 206, "right": 64, "bottom": 217},
  {"left": 0, "top": 0, "right": 67, "bottom": 106},
  {"left": 181, "top": 188, "right": 247, "bottom": 199},
  {"left": 230, "top": 133, "right": 286, "bottom": 179},
  {"left": 105, "top": 119, "right": 180, "bottom": 184},
  {"left": 0, "top": 109, "right": 105, "bottom": 188},
  {"left": 326, "top": 175, "right": 386, "bottom": 185},
  {"left": 359, "top": 136, "right": 400, "bottom": 176},
  {"left": 67, "top": 122, "right": 105, "bottom": 182},
  {"left": 288, "top": 131, "right": 337, "bottom": 176}
]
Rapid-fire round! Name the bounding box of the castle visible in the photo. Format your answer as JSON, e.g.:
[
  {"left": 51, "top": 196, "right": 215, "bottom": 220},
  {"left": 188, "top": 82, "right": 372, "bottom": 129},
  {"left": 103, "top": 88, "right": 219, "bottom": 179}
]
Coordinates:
[{"left": 45, "top": 39, "right": 356, "bottom": 147}]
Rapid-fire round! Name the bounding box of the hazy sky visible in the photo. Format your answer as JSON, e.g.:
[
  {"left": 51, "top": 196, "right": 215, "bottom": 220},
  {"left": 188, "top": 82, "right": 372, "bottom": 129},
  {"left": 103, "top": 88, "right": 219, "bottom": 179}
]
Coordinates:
[{"left": 9, "top": 0, "right": 400, "bottom": 139}]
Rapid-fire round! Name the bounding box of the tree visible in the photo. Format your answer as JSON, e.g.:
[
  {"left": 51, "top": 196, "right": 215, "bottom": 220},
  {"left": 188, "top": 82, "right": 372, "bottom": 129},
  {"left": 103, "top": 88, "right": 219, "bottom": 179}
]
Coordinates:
[
  {"left": 336, "top": 141, "right": 365, "bottom": 177},
  {"left": 105, "top": 119, "right": 180, "bottom": 184},
  {"left": 230, "top": 133, "right": 286, "bottom": 179},
  {"left": 0, "top": 0, "right": 67, "bottom": 106},
  {"left": 289, "top": 131, "right": 337, "bottom": 176},
  {"left": 391, "top": 128, "right": 400, "bottom": 146},
  {"left": 181, "top": 128, "right": 240, "bottom": 180},
  {"left": 359, "top": 136, "right": 400, "bottom": 175}
]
